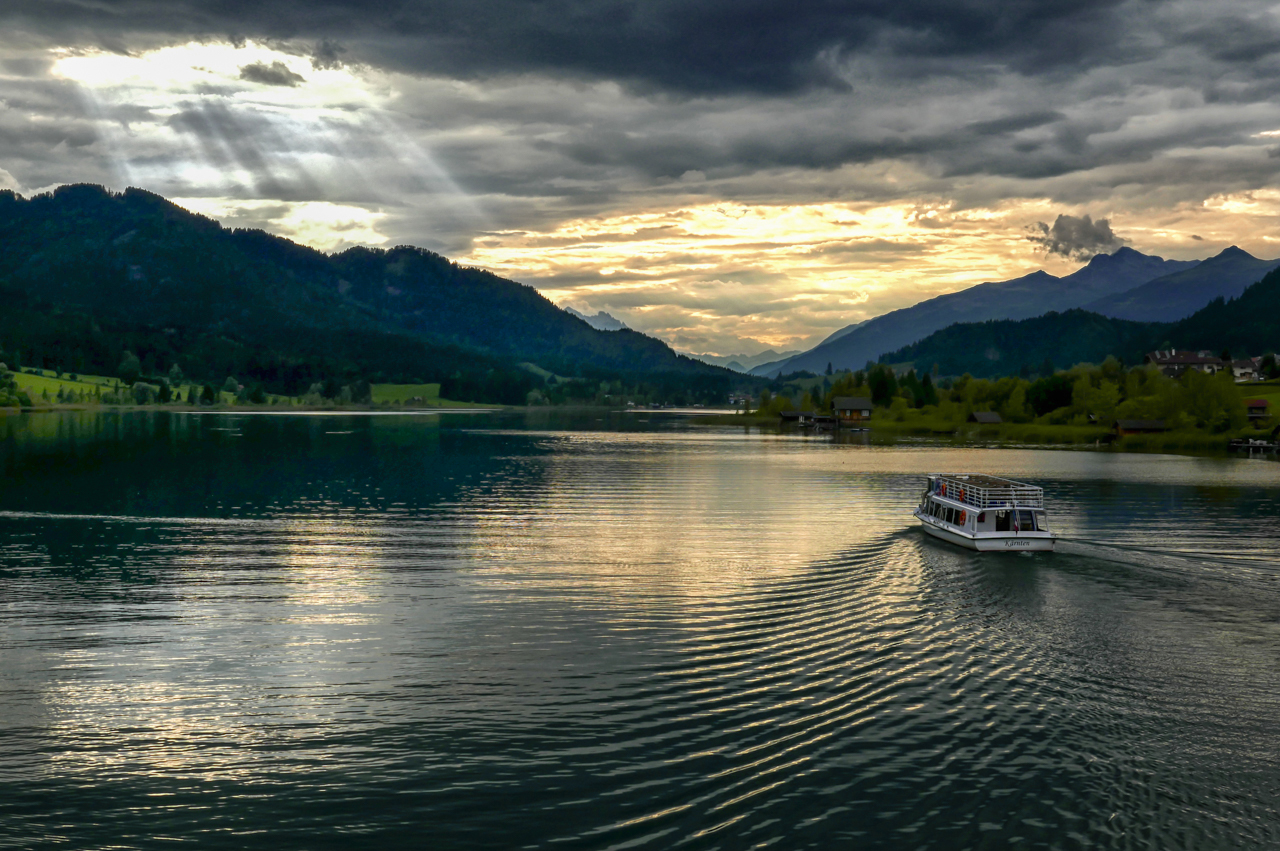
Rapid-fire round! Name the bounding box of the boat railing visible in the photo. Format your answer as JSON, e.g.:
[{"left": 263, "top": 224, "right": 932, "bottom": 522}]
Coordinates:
[{"left": 930, "top": 476, "right": 1044, "bottom": 509}]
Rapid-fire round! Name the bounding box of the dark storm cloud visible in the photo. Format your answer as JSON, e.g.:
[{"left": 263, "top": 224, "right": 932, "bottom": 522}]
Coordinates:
[
  {"left": 1026, "top": 214, "right": 1126, "bottom": 261},
  {"left": 310, "top": 39, "right": 346, "bottom": 70},
  {"left": 9, "top": 0, "right": 1280, "bottom": 200},
  {"left": 239, "top": 59, "right": 305, "bottom": 86},
  {"left": 0, "top": 0, "right": 1142, "bottom": 94},
  {"left": 534, "top": 103, "right": 1074, "bottom": 182},
  {"left": 1177, "top": 16, "right": 1280, "bottom": 63}
]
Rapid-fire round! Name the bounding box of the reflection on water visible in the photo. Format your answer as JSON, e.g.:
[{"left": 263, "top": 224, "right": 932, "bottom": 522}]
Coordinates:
[{"left": 1, "top": 410, "right": 1279, "bottom": 849}]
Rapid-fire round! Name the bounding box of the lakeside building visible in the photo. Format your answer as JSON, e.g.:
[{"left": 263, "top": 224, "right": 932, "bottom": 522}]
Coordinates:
[
  {"left": 832, "top": 396, "right": 873, "bottom": 423},
  {"left": 968, "top": 411, "right": 1003, "bottom": 424},
  {"left": 1245, "top": 398, "right": 1272, "bottom": 422}
]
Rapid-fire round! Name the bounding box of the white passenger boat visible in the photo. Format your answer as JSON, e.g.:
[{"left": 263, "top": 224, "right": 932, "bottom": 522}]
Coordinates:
[{"left": 914, "top": 474, "right": 1057, "bottom": 552}]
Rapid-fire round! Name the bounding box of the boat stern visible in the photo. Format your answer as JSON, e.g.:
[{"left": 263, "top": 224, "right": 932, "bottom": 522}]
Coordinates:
[{"left": 972, "top": 534, "right": 1056, "bottom": 552}]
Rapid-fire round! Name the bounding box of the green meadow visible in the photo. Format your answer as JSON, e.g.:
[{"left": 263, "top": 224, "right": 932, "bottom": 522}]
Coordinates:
[
  {"left": 14, "top": 370, "right": 115, "bottom": 396},
  {"left": 3, "top": 372, "right": 494, "bottom": 410},
  {"left": 371, "top": 384, "right": 491, "bottom": 408}
]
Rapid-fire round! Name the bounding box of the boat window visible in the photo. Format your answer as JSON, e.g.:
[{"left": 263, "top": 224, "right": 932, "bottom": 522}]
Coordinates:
[
  {"left": 995, "top": 511, "right": 1011, "bottom": 532},
  {"left": 946, "top": 508, "right": 956, "bottom": 525}
]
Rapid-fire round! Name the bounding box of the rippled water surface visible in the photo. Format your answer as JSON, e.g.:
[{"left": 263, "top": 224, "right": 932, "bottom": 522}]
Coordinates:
[{"left": 2, "top": 410, "right": 1279, "bottom": 849}]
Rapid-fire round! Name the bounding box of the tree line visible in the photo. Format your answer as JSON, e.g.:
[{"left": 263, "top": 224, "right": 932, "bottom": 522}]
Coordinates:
[{"left": 749, "top": 358, "right": 1267, "bottom": 433}]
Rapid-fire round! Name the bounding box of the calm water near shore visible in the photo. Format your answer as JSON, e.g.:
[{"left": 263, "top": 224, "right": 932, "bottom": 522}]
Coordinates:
[{"left": 2, "top": 409, "right": 1279, "bottom": 849}]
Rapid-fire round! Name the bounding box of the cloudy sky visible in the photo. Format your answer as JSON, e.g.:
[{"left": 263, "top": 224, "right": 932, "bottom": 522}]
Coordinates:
[{"left": 5, "top": 1, "right": 1280, "bottom": 355}]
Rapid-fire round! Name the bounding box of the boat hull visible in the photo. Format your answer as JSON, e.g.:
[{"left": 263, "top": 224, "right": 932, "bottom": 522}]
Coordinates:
[{"left": 916, "top": 514, "right": 1056, "bottom": 552}]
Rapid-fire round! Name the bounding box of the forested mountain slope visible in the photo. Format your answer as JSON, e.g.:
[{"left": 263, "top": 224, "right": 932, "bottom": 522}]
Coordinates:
[
  {"left": 880, "top": 310, "right": 1157, "bottom": 379},
  {"left": 0, "top": 184, "right": 731, "bottom": 400}
]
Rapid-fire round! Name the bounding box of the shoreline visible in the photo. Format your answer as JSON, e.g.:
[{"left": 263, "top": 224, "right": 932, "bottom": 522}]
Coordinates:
[
  {"left": 0, "top": 402, "right": 501, "bottom": 415},
  {"left": 4, "top": 404, "right": 1276, "bottom": 461},
  {"left": 689, "top": 412, "right": 1278, "bottom": 460}
]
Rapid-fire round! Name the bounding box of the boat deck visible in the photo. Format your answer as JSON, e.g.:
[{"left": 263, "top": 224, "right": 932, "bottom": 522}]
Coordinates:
[{"left": 928, "top": 473, "right": 1044, "bottom": 509}]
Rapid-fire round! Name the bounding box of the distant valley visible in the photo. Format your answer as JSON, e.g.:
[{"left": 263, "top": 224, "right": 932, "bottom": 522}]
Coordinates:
[{"left": 684, "top": 349, "right": 802, "bottom": 373}]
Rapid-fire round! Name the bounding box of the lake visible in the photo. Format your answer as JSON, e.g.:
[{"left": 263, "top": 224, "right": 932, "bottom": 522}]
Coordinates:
[{"left": 2, "top": 410, "right": 1279, "bottom": 849}]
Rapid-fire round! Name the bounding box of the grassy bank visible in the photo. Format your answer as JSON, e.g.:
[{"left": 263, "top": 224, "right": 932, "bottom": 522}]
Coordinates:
[
  {"left": 10, "top": 370, "right": 242, "bottom": 405},
  {"left": 370, "top": 383, "right": 489, "bottom": 408},
  {"left": 692, "top": 408, "right": 1274, "bottom": 458},
  {"left": 4, "top": 371, "right": 492, "bottom": 412}
]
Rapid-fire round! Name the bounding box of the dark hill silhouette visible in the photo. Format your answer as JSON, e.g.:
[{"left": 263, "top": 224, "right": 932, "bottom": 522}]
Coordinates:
[
  {"left": 0, "top": 184, "right": 732, "bottom": 401},
  {"left": 1084, "top": 246, "right": 1280, "bottom": 322},
  {"left": 880, "top": 264, "right": 1280, "bottom": 378},
  {"left": 767, "top": 247, "right": 1195, "bottom": 376},
  {"left": 1160, "top": 265, "right": 1280, "bottom": 355},
  {"left": 880, "top": 310, "right": 1156, "bottom": 379}
]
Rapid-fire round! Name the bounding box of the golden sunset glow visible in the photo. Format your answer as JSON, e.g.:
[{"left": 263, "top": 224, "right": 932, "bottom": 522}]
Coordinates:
[{"left": 462, "top": 196, "right": 1243, "bottom": 351}]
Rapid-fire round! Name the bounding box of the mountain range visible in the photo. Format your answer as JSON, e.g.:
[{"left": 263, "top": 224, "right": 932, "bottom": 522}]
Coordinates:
[
  {"left": 0, "top": 184, "right": 738, "bottom": 403},
  {"left": 880, "top": 264, "right": 1280, "bottom": 379},
  {"left": 747, "top": 323, "right": 866, "bottom": 376},
  {"left": 686, "top": 349, "right": 802, "bottom": 373},
  {"left": 563, "top": 306, "right": 629, "bottom": 331},
  {"left": 5, "top": 184, "right": 1273, "bottom": 400},
  {"left": 761, "top": 246, "right": 1276, "bottom": 377},
  {"left": 1082, "top": 246, "right": 1280, "bottom": 321}
]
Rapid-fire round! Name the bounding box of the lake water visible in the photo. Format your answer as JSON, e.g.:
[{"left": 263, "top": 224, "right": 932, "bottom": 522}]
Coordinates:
[{"left": 2, "top": 410, "right": 1279, "bottom": 849}]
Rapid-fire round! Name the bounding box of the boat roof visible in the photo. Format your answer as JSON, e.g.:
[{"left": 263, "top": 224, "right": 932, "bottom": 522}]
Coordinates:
[{"left": 929, "top": 473, "right": 1040, "bottom": 491}]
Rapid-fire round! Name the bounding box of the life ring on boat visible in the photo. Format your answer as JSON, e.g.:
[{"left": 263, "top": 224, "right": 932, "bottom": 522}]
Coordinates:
[{"left": 958, "top": 510, "right": 967, "bottom": 525}]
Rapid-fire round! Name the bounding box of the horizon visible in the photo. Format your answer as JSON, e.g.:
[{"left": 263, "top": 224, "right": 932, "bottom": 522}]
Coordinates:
[
  {"left": 6, "top": 3, "right": 1280, "bottom": 355},
  {"left": 3, "top": 179, "right": 1270, "bottom": 360},
  {"left": 0, "top": 180, "right": 1269, "bottom": 360}
]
